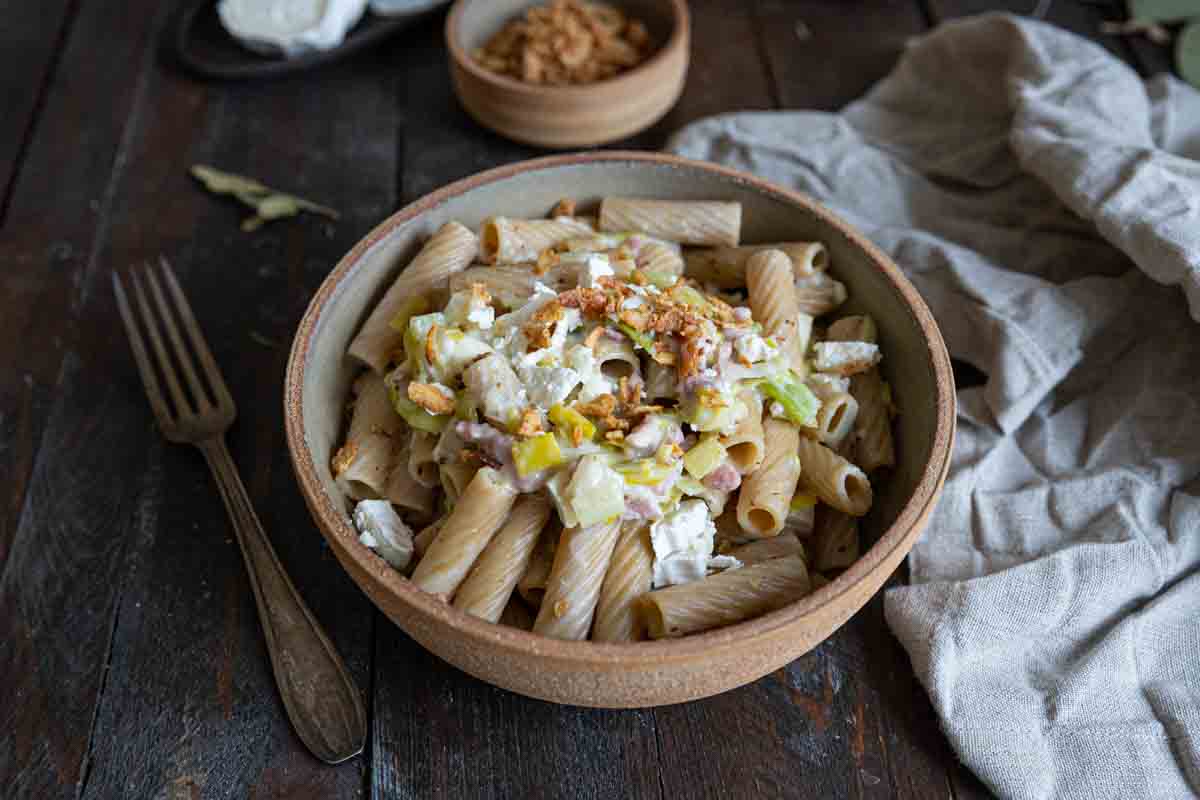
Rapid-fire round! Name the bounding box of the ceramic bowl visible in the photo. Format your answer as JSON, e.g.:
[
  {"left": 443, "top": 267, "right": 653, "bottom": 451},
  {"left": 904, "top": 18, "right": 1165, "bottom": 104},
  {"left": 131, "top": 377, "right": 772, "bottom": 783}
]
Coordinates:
[
  {"left": 445, "top": 0, "right": 689, "bottom": 148},
  {"left": 284, "top": 151, "right": 955, "bottom": 708}
]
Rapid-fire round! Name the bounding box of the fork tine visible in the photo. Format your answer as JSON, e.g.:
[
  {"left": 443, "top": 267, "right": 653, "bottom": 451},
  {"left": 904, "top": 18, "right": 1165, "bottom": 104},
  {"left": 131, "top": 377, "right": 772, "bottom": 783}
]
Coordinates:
[
  {"left": 143, "top": 261, "right": 212, "bottom": 413},
  {"left": 113, "top": 271, "right": 175, "bottom": 427},
  {"left": 158, "top": 256, "right": 235, "bottom": 412},
  {"left": 128, "top": 267, "right": 191, "bottom": 419}
]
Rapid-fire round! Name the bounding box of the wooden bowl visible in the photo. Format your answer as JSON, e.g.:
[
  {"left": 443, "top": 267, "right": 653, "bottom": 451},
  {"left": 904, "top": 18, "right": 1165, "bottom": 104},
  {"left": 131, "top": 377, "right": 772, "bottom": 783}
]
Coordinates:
[
  {"left": 445, "top": 0, "right": 689, "bottom": 148},
  {"left": 284, "top": 152, "right": 955, "bottom": 708}
]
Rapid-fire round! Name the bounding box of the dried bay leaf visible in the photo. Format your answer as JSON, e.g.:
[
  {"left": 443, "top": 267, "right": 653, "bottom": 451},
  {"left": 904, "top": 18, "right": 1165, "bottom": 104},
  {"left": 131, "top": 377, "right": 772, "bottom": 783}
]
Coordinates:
[{"left": 189, "top": 164, "right": 339, "bottom": 231}]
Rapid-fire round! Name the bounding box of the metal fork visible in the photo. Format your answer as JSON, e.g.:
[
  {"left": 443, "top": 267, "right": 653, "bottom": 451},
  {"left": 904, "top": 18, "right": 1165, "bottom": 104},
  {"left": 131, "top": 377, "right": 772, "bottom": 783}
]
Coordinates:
[{"left": 113, "top": 258, "right": 365, "bottom": 764}]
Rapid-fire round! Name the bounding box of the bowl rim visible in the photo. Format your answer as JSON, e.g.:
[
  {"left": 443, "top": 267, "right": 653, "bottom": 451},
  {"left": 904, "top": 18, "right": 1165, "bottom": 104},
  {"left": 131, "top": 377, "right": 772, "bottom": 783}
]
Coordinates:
[
  {"left": 444, "top": 0, "right": 691, "bottom": 97},
  {"left": 285, "top": 150, "right": 956, "bottom": 666}
]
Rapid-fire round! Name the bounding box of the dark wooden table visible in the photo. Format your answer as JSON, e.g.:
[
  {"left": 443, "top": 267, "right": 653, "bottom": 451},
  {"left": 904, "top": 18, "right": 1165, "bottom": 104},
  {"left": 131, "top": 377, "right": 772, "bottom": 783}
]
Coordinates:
[{"left": 0, "top": 1, "right": 1171, "bottom": 798}]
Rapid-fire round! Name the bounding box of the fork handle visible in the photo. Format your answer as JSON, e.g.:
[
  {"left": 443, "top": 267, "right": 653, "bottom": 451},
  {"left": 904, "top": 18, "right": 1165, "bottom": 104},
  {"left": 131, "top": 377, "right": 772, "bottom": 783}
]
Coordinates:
[{"left": 199, "top": 436, "right": 366, "bottom": 764}]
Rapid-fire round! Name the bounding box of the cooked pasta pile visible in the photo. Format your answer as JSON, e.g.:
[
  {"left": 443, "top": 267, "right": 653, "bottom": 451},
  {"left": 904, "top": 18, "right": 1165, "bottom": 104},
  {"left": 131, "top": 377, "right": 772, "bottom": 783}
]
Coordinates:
[{"left": 336, "top": 197, "right": 897, "bottom": 641}]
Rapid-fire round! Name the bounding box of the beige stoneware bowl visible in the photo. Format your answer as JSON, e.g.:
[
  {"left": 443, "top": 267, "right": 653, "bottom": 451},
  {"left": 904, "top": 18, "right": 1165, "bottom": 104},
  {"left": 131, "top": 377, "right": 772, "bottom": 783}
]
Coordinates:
[
  {"left": 285, "top": 152, "right": 955, "bottom": 708},
  {"left": 446, "top": 0, "right": 690, "bottom": 148}
]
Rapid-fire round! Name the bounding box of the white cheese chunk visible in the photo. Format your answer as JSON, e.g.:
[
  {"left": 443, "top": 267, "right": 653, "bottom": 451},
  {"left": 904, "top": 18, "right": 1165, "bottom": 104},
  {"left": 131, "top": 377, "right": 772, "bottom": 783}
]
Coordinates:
[
  {"left": 734, "top": 333, "right": 769, "bottom": 364},
  {"left": 522, "top": 366, "right": 581, "bottom": 410},
  {"left": 576, "top": 254, "right": 615, "bottom": 289},
  {"left": 650, "top": 499, "right": 719, "bottom": 588},
  {"left": 218, "top": 0, "right": 368, "bottom": 58},
  {"left": 813, "top": 341, "right": 881, "bottom": 376},
  {"left": 353, "top": 499, "right": 413, "bottom": 570},
  {"left": 566, "top": 455, "right": 625, "bottom": 528}
]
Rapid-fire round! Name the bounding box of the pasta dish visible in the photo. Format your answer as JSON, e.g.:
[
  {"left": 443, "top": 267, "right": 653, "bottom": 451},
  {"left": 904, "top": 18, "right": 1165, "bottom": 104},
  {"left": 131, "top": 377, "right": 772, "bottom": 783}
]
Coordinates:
[{"left": 332, "top": 197, "right": 896, "bottom": 640}]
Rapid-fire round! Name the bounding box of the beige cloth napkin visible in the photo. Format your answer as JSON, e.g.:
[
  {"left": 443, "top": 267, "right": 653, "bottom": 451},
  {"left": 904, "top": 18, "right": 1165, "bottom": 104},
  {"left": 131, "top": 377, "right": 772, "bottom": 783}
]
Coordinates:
[{"left": 669, "top": 14, "right": 1200, "bottom": 799}]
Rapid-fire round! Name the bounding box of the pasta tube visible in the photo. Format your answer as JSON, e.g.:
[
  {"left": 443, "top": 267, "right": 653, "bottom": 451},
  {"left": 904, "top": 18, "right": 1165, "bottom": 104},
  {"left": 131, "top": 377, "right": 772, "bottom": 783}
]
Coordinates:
[
  {"left": 795, "top": 437, "right": 873, "bottom": 516},
  {"left": 720, "top": 391, "right": 764, "bottom": 474},
  {"left": 409, "top": 430, "right": 440, "bottom": 488},
  {"left": 410, "top": 467, "right": 518, "bottom": 600},
  {"left": 440, "top": 462, "right": 480, "bottom": 506},
  {"left": 480, "top": 216, "right": 594, "bottom": 264},
  {"left": 736, "top": 418, "right": 802, "bottom": 538},
  {"left": 812, "top": 508, "right": 860, "bottom": 571},
  {"left": 533, "top": 519, "right": 622, "bottom": 640},
  {"left": 636, "top": 240, "right": 685, "bottom": 277},
  {"left": 592, "top": 522, "right": 654, "bottom": 642},
  {"left": 814, "top": 392, "right": 859, "bottom": 449},
  {"left": 335, "top": 374, "right": 401, "bottom": 499},
  {"left": 850, "top": 370, "right": 895, "bottom": 472},
  {"left": 517, "top": 524, "right": 558, "bottom": 609},
  {"left": 599, "top": 198, "right": 741, "bottom": 247},
  {"left": 683, "top": 242, "right": 828, "bottom": 287},
  {"left": 746, "top": 249, "right": 811, "bottom": 371},
  {"left": 452, "top": 494, "right": 552, "bottom": 623},
  {"left": 413, "top": 519, "right": 443, "bottom": 561},
  {"left": 639, "top": 555, "right": 810, "bottom": 639},
  {"left": 725, "top": 532, "right": 805, "bottom": 565},
  {"left": 449, "top": 263, "right": 576, "bottom": 308},
  {"left": 793, "top": 270, "right": 848, "bottom": 317},
  {"left": 348, "top": 221, "right": 477, "bottom": 372},
  {"left": 383, "top": 443, "right": 435, "bottom": 518}
]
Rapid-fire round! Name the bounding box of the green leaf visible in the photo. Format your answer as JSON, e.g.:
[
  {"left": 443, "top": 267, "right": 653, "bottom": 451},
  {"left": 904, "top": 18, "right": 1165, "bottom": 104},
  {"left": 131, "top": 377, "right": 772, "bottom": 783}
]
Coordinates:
[
  {"left": 1177, "top": 19, "right": 1200, "bottom": 88},
  {"left": 190, "top": 164, "right": 339, "bottom": 232},
  {"left": 1130, "top": 0, "right": 1200, "bottom": 23}
]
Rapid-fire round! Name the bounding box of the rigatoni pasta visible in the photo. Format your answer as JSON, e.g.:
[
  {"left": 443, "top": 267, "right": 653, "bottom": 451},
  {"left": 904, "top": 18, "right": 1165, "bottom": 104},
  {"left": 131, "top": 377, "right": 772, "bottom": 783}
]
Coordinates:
[
  {"left": 348, "top": 221, "right": 477, "bottom": 372},
  {"left": 338, "top": 196, "right": 898, "bottom": 641},
  {"left": 593, "top": 522, "right": 654, "bottom": 642},
  {"left": 599, "top": 198, "right": 741, "bottom": 246}
]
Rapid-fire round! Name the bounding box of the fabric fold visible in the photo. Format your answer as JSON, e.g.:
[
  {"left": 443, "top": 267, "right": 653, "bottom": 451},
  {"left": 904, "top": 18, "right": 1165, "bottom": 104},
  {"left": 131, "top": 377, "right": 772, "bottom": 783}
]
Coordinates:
[{"left": 670, "top": 13, "right": 1200, "bottom": 800}]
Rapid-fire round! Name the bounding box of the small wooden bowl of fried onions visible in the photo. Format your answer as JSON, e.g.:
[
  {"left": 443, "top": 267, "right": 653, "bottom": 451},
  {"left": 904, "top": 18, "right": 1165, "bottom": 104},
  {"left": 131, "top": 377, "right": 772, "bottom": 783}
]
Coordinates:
[{"left": 445, "top": 0, "right": 689, "bottom": 148}]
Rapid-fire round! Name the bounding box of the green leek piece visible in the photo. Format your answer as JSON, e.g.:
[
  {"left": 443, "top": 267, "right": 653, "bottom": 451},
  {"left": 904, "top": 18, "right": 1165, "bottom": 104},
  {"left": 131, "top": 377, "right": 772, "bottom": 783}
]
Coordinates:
[
  {"left": 549, "top": 404, "right": 596, "bottom": 443},
  {"left": 617, "top": 322, "right": 656, "bottom": 353},
  {"left": 190, "top": 165, "right": 339, "bottom": 231},
  {"left": 512, "top": 433, "right": 564, "bottom": 477},
  {"left": 683, "top": 436, "right": 727, "bottom": 480},
  {"left": 388, "top": 384, "right": 449, "bottom": 434},
  {"left": 762, "top": 371, "right": 820, "bottom": 428}
]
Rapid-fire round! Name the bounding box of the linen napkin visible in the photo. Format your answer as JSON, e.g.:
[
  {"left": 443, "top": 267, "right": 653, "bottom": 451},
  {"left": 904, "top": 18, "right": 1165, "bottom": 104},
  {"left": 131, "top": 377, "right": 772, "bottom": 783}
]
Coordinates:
[{"left": 668, "top": 14, "right": 1200, "bottom": 800}]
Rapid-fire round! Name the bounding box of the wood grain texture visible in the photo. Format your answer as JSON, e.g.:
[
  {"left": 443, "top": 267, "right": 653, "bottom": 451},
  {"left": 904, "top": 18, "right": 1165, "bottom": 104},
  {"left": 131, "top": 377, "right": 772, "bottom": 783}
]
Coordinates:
[
  {"left": 756, "top": 0, "right": 928, "bottom": 111},
  {"left": 0, "top": 0, "right": 78, "bottom": 222},
  {"left": 76, "top": 32, "right": 400, "bottom": 800},
  {"left": 0, "top": 0, "right": 162, "bottom": 575}
]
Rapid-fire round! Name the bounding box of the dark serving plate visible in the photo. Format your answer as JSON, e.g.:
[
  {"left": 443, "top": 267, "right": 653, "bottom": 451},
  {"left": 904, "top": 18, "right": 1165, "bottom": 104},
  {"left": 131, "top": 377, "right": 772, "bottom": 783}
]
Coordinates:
[{"left": 174, "top": 0, "right": 448, "bottom": 80}]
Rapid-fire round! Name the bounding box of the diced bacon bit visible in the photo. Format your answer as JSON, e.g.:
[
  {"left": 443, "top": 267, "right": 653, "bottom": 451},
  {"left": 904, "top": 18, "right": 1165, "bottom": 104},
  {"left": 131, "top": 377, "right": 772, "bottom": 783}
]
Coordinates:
[
  {"left": 522, "top": 300, "right": 564, "bottom": 350},
  {"left": 470, "top": 282, "right": 492, "bottom": 306},
  {"left": 604, "top": 429, "right": 625, "bottom": 443},
  {"left": 549, "top": 198, "right": 576, "bottom": 217},
  {"left": 576, "top": 393, "right": 617, "bottom": 418},
  {"left": 584, "top": 325, "right": 606, "bottom": 350},
  {"left": 534, "top": 248, "right": 558, "bottom": 276},
  {"left": 331, "top": 440, "right": 359, "bottom": 476},
  {"left": 425, "top": 323, "right": 439, "bottom": 365},
  {"left": 516, "top": 408, "right": 543, "bottom": 437},
  {"left": 408, "top": 382, "right": 455, "bottom": 415}
]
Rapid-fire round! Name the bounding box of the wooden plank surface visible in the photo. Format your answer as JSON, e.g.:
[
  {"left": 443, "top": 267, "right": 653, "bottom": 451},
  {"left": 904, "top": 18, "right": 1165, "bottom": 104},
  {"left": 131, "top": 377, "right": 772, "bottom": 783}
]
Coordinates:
[
  {"left": 0, "top": 1, "right": 180, "bottom": 795},
  {"left": 0, "top": 0, "right": 78, "bottom": 221},
  {"left": 75, "top": 36, "right": 399, "bottom": 800}
]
